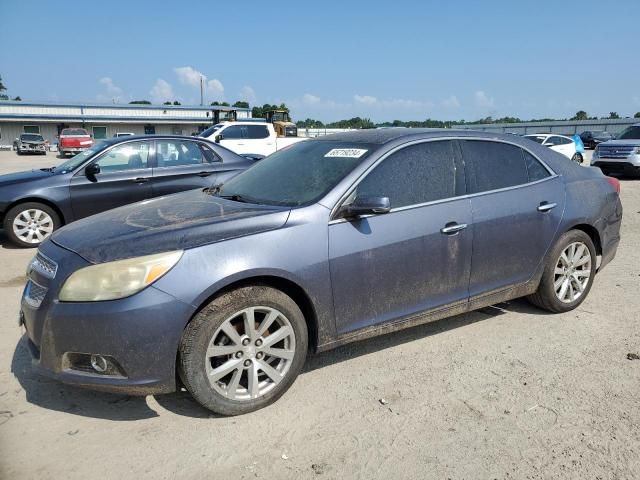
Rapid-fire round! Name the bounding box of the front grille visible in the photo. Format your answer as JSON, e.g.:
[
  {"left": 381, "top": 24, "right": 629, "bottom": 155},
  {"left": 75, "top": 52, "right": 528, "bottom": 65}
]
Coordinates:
[
  {"left": 23, "top": 280, "right": 48, "bottom": 308},
  {"left": 31, "top": 252, "right": 58, "bottom": 279},
  {"left": 597, "top": 145, "right": 636, "bottom": 158}
]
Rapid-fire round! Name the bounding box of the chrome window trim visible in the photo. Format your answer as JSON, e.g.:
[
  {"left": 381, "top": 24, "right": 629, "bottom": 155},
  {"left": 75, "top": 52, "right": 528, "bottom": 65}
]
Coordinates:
[{"left": 328, "top": 136, "right": 558, "bottom": 222}]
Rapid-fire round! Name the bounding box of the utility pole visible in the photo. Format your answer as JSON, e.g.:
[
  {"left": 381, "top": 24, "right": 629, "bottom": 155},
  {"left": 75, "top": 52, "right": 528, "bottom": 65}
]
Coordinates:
[{"left": 200, "top": 76, "right": 204, "bottom": 106}]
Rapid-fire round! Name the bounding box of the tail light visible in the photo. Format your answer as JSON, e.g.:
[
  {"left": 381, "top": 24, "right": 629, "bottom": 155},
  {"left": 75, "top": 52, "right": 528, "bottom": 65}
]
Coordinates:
[{"left": 606, "top": 176, "right": 621, "bottom": 194}]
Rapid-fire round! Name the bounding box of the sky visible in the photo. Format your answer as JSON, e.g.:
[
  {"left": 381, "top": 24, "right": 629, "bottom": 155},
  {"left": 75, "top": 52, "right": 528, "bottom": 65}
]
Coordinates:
[{"left": 1, "top": 0, "right": 638, "bottom": 123}]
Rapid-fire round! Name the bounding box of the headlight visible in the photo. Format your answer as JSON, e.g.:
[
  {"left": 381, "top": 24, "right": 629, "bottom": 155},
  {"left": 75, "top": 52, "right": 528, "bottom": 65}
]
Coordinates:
[{"left": 59, "top": 251, "right": 183, "bottom": 302}]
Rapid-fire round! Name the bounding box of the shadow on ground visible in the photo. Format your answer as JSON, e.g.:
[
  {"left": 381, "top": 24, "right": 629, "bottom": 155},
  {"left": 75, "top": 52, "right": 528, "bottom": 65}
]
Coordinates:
[{"left": 11, "top": 298, "right": 543, "bottom": 421}]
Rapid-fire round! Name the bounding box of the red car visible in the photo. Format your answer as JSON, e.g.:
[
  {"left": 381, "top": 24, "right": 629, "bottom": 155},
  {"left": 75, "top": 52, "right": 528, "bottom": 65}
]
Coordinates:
[{"left": 58, "top": 128, "right": 93, "bottom": 156}]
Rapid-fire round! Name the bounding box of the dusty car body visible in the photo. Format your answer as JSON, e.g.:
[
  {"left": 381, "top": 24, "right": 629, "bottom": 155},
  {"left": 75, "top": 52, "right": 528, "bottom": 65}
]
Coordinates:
[{"left": 20, "top": 129, "right": 622, "bottom": 415}]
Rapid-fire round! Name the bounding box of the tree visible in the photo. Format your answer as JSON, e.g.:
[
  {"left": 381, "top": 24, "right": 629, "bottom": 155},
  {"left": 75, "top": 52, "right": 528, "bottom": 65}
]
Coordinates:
[
  {"left": 232, "top": 100, "right": 250, "bottom": 108},
  {"left": 211, "top": 101, "right": 230, "bottom": 107},
  {"left": 163, "top": 101, "right": 172, "bottom": 105},
  {"left": 571, "top": 110, "right": 588, "bottom": 121},
  {"left": 173, "top": 100, "right": 181, "bottom": 105},
  {"left": 635, "top": 112, "right": 640, "bottom": 119},
  {"left": 607, "top": 112, "right": 620, "bottom": 119},
  {"left": 296, "top": 118, "right": 325, "bottom": 128},
  {"left": 129, "top": 100, "right": 152, "bottom": 105},
  {"left": 13, "top": 96, "right": 21, "bottom": 101},
  {"left": 0, "top": 75, "right": 8, "bottom": 100}
]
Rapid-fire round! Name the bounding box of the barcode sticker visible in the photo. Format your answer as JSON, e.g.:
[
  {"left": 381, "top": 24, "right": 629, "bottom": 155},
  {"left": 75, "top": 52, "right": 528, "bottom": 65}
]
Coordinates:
[{"left": 324, "top": 148, "right": 368, "bottom": 158}]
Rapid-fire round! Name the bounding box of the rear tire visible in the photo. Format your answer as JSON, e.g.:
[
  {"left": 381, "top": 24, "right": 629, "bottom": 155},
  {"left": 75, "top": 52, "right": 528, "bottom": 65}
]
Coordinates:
[
  {"left": 527, "top": 230, "right": 596, "bottom": 313},
  {"left": 179, "top": 285, "right": 308, "bottom": 416},
  {"left": 571, "top": 153, "right": 583, "bottom": 164},
  {"left": 2, "top": 202, "right": 61, "bottom": 248}
]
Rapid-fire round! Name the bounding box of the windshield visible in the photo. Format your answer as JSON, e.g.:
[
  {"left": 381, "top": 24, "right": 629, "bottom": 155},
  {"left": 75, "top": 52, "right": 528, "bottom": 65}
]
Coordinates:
[
  {"left": 218, "top": 141, "right": 374, "bottom": 206},
  {"left": 617, "top": 126, "right": 640, "bottom": 140},
  {"left": 21, "top": 134, "right": 44, "bottom": 142},
  {"left": 525, "top": 135, "right": 546, "bottom": 144},
  {"left": 54, "top": 141, "right": 109, "bottom": 173},
  {"left": 199, "top": 124, "right": 224, "bottom": 137},
  {"left": 61, "top": 128, "right": 89, "bottom": 136}
]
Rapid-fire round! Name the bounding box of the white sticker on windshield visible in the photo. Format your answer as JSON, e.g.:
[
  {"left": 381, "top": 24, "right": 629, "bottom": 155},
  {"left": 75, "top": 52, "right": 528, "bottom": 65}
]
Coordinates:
[{"left": 324, "top": 148, "right": 368, "bottom": 158}]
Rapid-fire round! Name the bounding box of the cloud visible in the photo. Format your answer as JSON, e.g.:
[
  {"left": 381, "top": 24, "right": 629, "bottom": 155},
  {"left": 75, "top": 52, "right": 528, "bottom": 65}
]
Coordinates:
[
  {"left": 474, "top": 90, "right": 495, "bottom": 108},
  {"left": 97, "top": 77, "right": 123, "bottom": 102},
  {"left": 150, "top": 79, "right": 174, "bottom": 103},
  {"left": 303, "top": 93, "right": 321, "bottom": 105},
  {"left": 173, "top": 66, "right": 224, "bottom": 100},
  {"left": 442, "top": 95, "right": 460, "bottom": 109},
  {"left": 240, "top": 86, "right": 256, "bottom": 104},
  {"left": 354, "top": 94, "right": 378, "bottom": 105}
]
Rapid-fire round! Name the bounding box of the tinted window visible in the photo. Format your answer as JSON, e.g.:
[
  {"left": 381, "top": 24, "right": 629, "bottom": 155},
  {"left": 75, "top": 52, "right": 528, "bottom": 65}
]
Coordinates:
[
  {"left": 461, "top": 140, "right": 528, "bottom": 193},
  {"left": 20, "top": 134, "right": 44, "bottom": 142},
  {"left": 95, "top": 141, "right": 150, "bottom": 172},
  {"left": 156, "top": 140, "right": 205, "bottom": 167},
  {"left": 218, "top": 141, "right": 372, "bottom": 206},
  {"left": 221, "top": 125, "right": 243, "bottom": 139},
  {"left": 246, "top": 125, "right": 269, "bottom": 139},
  {"left": 523, "top": 151, "right": 550, "bottom": 182},
  {"left": 617, "top": 126, "right": 640, "bottom": 140},
  {"left": 200, "top": 144, "right": 221, "bottom": 163},
  {"left": 525, "top": 135, "right": 546, "bottom": 144},
  {"left": 356, "top": 141, "right": 461, "bottom": 208}
]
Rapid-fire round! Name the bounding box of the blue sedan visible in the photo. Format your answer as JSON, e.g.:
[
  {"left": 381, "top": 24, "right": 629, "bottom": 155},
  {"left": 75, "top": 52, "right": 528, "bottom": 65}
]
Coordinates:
[{"left": 20, "top": 129, "right": 622, "bottom": 415}]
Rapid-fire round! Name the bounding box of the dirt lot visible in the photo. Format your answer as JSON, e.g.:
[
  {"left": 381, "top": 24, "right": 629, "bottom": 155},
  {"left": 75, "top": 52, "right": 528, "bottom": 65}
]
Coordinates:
[{"left": 0, "top": 148, "right": 638, "bottom": 479}]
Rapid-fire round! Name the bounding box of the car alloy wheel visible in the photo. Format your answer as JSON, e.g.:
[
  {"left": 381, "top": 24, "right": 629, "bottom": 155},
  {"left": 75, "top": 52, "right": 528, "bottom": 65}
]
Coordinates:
[
  {"left": 205, "top": 306, "right": 296, "bottom": 401},
  {"left": 13, "top": 209, "right": 55, "bottom": 244},
  {"left": 553, "top": 241, "right": 592, "bottom": 303}
]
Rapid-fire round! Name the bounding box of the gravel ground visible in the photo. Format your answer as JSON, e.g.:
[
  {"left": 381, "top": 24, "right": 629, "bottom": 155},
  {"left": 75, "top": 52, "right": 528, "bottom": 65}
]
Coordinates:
[{"left": 0, "top": 149, "right": 639, "bottom": 480}]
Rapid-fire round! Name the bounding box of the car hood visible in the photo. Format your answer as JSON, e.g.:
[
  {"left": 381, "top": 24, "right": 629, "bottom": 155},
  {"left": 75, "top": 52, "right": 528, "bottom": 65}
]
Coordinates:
[
  {"left": 51, "top": 189, "right": 291, "bottom": 264},
  {"left": 598, "top": 139, "right": 640, "bottom": 146},
  {"left": 0, "top": 169, "right": 54, "bottom": 187}
]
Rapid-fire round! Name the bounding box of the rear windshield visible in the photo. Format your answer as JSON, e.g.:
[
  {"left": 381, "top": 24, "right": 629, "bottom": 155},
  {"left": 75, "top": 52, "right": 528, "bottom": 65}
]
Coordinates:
[
  {"left": 20, "top": 134, "right": 44, "bottom": 142},
  {"left": 617, "top": 126, "right": 640, "bottom": 140},
  {"left": 61, "top": 128, "right": 89, "bottom": 136},
  {"left": 217, "top": 141, "right": 374, "bottom": 206}
]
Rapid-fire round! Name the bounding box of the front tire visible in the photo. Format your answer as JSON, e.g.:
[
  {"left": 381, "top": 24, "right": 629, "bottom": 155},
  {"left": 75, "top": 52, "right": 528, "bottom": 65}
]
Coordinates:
[
  {"left": 527, "top": 230, "right": 596, "bottom": 313},
  {"left": 2, "top": 202, "right": 60, "bottom": 248},
  {"left": 179, "top": 285, "right": 308, "bottom": 416}
]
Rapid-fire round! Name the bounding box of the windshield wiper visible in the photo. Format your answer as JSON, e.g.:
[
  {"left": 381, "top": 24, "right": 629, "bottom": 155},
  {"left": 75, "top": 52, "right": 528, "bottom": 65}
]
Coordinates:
[
  {"left": 205, "top": 183, "right": 223, "bottom": 195},
  {"left": 40, "top": 166, "right": 56, "bottom": 172},
  {"left": 218, "top": 194, "right": 252, "bottom": 203}
]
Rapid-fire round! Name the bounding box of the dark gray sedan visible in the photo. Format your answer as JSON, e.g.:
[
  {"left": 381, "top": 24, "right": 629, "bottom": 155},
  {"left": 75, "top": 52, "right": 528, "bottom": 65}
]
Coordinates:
[
  {"left": 0, "top": 135, "right": 254, "bottom": 247},
  {"left": 21, "top": 129, "right": 622, "bottom": 415}
]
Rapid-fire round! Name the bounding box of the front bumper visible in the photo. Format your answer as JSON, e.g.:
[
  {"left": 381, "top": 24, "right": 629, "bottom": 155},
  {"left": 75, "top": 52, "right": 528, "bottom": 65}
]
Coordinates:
[
  {"left": 21, "top": 241, "right": 196, "bottom": 395},
  {"left": 19, "top": 144, "right": 46, "bottom": 152}
]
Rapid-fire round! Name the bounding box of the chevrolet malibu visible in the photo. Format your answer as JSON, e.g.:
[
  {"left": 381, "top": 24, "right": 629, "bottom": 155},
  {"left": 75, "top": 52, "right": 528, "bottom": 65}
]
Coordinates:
[{"left": 20, "top": 129, "right": 622, "bottom": 416}]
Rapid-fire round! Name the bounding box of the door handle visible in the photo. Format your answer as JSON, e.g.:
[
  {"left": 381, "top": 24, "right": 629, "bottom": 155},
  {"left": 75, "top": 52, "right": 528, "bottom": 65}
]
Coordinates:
[
  {"left": 132, "top": 177, "right": 149, "bottom": 183},
  {"left": 197, "top": 171, "right": 213, "bottom": 177},
  {"left": 537, "top": 202, "right": 557, "bottom": 212},
  {"left": 440, "top": 222, "right": 468, "bottom": 235}
]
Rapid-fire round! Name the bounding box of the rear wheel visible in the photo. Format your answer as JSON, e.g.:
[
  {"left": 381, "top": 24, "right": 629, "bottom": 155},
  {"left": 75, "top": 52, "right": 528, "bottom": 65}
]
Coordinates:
[
  {"left": 179, "top": 285, "right": 308, "bottom": 416},
  {"left": 527, "top": 230, "right": 596, "bottom": 313},
  {"left": 571, "top": 153, "right": 583, "bottom": 164},
  {"left": 3, "top": 202, "right": 60, "bottom": 248}
]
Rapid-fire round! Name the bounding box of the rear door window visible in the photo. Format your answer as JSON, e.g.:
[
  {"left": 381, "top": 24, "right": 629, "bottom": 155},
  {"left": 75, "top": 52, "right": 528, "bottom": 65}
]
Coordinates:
[
  {"left": 356, "top": 140, "right": 463, "bottom": 208},
  {"left": 460, "top": 140, "right": 529, "bottom": 193},
  {"left": 246, "top": 125, "right": 270, "bottom": 139},
  {"left": 155, "top": 140, "right": 205, "bottom": 167},
  {"left": 523, "top": 151, "right": 551, "bottom": 182}
]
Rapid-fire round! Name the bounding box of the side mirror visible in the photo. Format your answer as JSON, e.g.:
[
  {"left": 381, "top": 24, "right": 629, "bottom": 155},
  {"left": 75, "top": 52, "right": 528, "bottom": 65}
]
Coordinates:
[
  {"left": 341, "top": 195, "right": 391, "bottom": 218},
  {"left": 85, "top": 163, "right": 101, "bottom": 177},
  {"left": 215, "top": 134, "right": 223, "bottom": 143}
]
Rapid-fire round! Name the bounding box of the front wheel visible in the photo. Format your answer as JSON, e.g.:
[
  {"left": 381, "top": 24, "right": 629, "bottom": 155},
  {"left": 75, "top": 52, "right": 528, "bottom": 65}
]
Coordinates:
[
  {"left": 2, "top": 202, "right": 61, "bottom": 248},
  {"left": 179, "top": 285, "right": 308, "bottom": 416},
  {"left": 527, "top": 230, "right": 596, "bottom": 313}
]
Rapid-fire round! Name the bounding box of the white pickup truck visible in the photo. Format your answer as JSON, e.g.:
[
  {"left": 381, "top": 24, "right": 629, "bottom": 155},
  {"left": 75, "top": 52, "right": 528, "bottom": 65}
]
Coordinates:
[{"left": 198, "top": 121, "right": 306, "bottom": 158}]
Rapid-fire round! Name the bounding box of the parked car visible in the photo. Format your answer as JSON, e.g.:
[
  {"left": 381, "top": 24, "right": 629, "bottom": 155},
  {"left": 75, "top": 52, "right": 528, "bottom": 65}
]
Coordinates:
[
  {"left": 0, "top": 135, "right": 254, "bottom": 247},
  {"left": 579, "top": 130, "right": 614, "bottom": 149},
  {"left": 199, "top": 121, "right": 306, "bottom": 158},
  {"left": 524, "top": 133, "right": 582, "bottom": 163},
  {"left": 591, "top": 123, "right": 640, "bottom": 177},
  {"left": 58, "top": 128, "right": 93, "bottom": 157},
  {"left": 16, "top": 133, "right": 47, "bottom": 156},
  {"left": 20, "top": 129, "right": 622, "bottom": 415}
]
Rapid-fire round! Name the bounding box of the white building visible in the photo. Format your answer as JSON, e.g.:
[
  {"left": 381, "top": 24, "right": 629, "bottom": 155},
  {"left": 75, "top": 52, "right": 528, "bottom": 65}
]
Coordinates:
[{"left": 0, "top": 101, "right": 251, "bottom": 146}]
